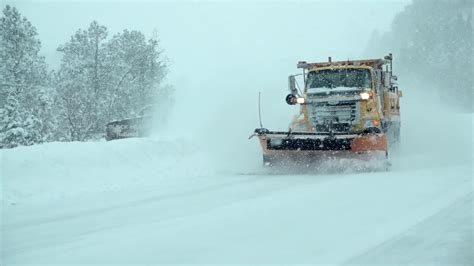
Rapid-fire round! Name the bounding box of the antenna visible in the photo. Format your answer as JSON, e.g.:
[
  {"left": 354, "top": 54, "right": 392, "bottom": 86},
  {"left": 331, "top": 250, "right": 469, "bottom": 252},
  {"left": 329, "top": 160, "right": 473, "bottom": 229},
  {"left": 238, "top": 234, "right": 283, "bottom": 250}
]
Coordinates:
[{"left": 258, "top": 91, "right": 263, "bottom": 128}]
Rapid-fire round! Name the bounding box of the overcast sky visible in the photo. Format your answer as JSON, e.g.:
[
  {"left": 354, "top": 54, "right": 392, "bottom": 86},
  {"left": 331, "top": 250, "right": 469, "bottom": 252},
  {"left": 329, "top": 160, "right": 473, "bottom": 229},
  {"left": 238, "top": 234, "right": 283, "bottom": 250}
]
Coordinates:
[
  {"left": 7, "top": 1, "right": 409, "bottom": 73},
  {"left": 4, "top": 0, "right": 411, "bottom": 138}
]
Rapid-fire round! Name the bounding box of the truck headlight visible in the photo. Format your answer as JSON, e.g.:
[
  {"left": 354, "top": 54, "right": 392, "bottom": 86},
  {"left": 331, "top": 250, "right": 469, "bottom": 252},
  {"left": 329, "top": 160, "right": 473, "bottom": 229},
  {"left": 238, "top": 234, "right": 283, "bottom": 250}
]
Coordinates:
[
  {"left": 360, "top": 92, "right": 371, "bottom": 100},
  {"left": 296, "top": 97, "right": 305, "bottom": 104}
]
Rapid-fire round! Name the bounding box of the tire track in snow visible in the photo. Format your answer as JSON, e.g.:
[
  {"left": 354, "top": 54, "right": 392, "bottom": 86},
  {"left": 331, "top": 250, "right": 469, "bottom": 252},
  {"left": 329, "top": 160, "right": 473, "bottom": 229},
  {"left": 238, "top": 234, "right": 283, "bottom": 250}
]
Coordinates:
[
  {"left": 344, "top": 192, "right": 473, "bottom": 265},
  {"left": 3, "top": 177, "right": 260, "bottom": 230},
  {"left": 2, "top": 173, "right": 340, "bottom": 257}
]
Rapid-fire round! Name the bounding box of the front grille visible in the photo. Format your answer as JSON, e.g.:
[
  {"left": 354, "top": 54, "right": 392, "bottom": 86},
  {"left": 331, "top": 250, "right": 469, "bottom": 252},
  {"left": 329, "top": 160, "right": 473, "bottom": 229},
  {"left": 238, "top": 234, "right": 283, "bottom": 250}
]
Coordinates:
[{"left": 306, "top": 100, "right": 359, "bottom": 133}]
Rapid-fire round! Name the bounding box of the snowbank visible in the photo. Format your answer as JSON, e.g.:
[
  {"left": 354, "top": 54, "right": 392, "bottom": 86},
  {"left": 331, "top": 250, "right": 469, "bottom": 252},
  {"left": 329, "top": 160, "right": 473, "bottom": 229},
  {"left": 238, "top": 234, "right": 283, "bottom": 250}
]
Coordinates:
[{"left": 1, "top": 137, "right": 220, "bottom": 205}]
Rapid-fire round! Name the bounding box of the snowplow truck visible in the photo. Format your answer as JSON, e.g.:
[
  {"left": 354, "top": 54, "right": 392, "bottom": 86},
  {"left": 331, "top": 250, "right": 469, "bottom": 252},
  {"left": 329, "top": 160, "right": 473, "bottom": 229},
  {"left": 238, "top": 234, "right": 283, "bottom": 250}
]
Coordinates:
[{"left": 251, "top": 54, "right": 402, "bottom": 166}]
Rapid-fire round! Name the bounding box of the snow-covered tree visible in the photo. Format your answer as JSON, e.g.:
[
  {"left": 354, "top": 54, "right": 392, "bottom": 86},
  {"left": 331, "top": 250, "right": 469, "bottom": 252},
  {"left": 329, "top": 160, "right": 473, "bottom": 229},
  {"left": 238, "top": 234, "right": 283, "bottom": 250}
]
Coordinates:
[
  {"left": 104, "top": 30, "right": 168, "bottom": 121},
  {"left": 0, "top": 5, "right": 55, "bottom": 148},
  {"left": 365, "top": 0, "right": 472, "bottom": 111},
  {"left": 0, "top": 95, "right": 26, "bottom": 148},
  {"left": 56, "top": 23, "right": 170, "bottom": 140},
  {"left": 1, "top": 6, "right": 171, "bottom": 146},
  {"left": 55, "top": 21, "right": 109, "bottom": 140}
]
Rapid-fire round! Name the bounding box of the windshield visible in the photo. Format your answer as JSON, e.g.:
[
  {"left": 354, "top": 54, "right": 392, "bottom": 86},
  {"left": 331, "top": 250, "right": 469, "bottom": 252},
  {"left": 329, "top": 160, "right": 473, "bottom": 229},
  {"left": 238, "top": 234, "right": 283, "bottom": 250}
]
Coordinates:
[{"left": 307, "top": 69, "right": 372, "bottom": 90}]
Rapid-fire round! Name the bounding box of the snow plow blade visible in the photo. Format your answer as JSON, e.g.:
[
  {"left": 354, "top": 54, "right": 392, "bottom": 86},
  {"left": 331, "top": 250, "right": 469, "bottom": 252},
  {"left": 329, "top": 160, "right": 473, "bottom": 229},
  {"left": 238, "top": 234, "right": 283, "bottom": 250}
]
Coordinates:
[{"left": 251, "top": 128, "right": 388, "bottom": 167}]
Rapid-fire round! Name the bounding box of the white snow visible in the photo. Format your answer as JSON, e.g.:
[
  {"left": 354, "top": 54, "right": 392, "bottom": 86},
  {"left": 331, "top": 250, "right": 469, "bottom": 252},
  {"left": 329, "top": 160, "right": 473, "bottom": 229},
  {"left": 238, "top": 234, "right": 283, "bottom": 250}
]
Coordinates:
[
  {"left": 1, "top": 88, "right": 473, "bottom": 264},
  {"left": 1, "top": 137, "right": 219, "bottom": 205}
]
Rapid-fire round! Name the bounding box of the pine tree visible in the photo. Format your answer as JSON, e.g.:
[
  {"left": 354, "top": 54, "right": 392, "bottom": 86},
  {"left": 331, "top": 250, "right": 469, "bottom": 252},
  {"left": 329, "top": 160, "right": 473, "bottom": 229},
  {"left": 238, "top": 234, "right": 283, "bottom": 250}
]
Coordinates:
[
  {"left": 0, "top": 5, "right": 54, "bottom": 148},
  {"left": 0, "top": 95, "right": 26, "bottom": 148}
]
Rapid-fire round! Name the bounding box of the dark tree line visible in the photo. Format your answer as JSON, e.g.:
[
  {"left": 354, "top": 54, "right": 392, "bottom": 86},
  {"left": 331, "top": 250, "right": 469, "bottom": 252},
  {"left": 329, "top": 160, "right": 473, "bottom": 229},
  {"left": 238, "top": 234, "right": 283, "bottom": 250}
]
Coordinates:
[
  {"left": 0, "top": 5, "right": 171, "bottom": 148},
  {"left": 366, "top": 0, "right": 472, "bottom": 111}
]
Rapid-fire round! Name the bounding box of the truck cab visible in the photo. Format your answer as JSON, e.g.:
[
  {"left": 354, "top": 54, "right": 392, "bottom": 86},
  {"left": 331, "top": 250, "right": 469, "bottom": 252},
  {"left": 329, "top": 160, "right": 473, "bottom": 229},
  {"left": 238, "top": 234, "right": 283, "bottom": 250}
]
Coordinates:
[{"left": 287, "top": 55, "right": 401, "bottom": 144}]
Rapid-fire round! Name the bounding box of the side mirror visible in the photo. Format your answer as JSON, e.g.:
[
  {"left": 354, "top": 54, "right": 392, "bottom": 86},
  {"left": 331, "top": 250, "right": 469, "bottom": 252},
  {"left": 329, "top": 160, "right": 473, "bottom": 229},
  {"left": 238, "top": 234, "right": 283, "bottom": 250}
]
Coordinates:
[
  {"left": 391, "top": 75, "right": 398, "bottom": 81},
  {"left": 397, "top": 90, "right": 403, "bottom": 97},
  {"left": 286, "top": 94, "right": 297, "bottom": 105},
  {"left": 288, "top": 75, "right": 297, "bottom": 95}
]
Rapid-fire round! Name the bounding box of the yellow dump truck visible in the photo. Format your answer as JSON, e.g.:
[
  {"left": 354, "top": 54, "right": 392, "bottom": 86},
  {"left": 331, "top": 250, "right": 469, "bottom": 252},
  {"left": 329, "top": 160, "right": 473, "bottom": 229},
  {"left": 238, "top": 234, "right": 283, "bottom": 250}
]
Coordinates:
[{"left": 250, "top": 54, "right": 402, "bottom": 168}]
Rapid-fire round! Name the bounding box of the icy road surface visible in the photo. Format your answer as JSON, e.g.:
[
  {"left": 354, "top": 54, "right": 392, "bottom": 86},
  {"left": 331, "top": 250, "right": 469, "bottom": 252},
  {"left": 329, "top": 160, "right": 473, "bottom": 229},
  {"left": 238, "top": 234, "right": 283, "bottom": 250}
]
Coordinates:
[
  {"left": 2, "top": 141, "right": 472, "bottom": 264},
  {"left": 1, "top": 102, "right": 473, "bottom": 264}
]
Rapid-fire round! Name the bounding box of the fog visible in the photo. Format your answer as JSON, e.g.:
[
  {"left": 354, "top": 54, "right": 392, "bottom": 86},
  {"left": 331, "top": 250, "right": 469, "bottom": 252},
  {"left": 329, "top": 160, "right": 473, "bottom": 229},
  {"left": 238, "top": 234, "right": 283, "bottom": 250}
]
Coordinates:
[
  {"left": 9, "top": 0, "right": 469, "bottom": 172},
  {"left": 6, "top": 0, "right": 411, "bottom": 168}
]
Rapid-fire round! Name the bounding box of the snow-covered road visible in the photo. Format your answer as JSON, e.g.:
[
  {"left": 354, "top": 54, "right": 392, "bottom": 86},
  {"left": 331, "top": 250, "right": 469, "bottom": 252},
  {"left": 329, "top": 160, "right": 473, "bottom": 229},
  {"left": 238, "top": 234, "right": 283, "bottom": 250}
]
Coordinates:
[
  {"left": 348, "top": 192, "right": 473, "bottom": 265},
  {"left": 2, "top": 151, "right": 472, "bottom": 264}
]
